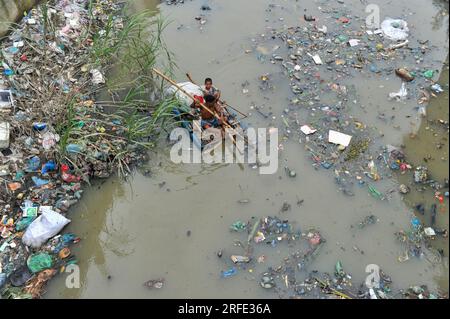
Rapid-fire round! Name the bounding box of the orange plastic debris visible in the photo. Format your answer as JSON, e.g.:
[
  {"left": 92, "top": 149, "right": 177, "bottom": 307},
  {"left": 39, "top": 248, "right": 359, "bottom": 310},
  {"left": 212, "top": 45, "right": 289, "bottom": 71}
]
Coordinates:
[
  {"left": 58, "top": 247, "right": 71, "bottom": 259},
  {"left": 7, "top": 182, "right": 21, "bottom": 191}
]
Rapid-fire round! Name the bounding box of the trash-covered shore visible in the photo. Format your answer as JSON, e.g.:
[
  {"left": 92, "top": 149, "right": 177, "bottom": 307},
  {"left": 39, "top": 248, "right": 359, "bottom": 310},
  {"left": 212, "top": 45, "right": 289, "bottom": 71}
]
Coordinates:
[{"left": 0, "top": 0, "right": 158, "bottom": 298}]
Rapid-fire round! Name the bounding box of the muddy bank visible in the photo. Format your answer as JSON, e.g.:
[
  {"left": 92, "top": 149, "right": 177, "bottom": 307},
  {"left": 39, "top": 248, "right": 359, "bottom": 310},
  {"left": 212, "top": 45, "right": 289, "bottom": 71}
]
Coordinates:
[
  {"left": 398, "top": 57, "right": 449, "bottom": 291},
  {"left": 46, "top": 0, "right": 448, "bottom": 299}
]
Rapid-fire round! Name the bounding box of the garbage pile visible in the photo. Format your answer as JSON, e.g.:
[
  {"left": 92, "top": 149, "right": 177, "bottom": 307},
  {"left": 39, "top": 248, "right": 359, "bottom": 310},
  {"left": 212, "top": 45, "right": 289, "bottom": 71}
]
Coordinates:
[
  {"left": 0, "top": 0, "right": 148, "bottom": 298},
  {"left": 221, "top": 216, "right": 328, "bottom": 297},
  {"left": 289, "top": 263, "right": 445, "bottom": 299},
  {"left": 403, "top": 285, "right": 447, "bottom": 299},
  {"left": 224, "top": 216, "right": 324, "bottom": 272},
  {"left": 221, "top": 216, "right": 446, "bottom": 299},
  {"left": 259, "top": 260, "right": 381, "bottom": 299},
  {"left": 249, "top": 2, "right": 448, "bottom": 200},
  {"left": 395, "top": 216, "right": 447, "bottom": 264}
]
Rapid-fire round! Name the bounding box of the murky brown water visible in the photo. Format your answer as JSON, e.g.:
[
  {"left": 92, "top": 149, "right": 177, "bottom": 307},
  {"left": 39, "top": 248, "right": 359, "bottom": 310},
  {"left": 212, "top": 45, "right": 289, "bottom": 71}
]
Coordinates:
[
  {"left": 398, "top": 57, "right": 449, "bottom": 291},
  {"left": 46, "top": 0, "right": 449, "bottom": 298}
]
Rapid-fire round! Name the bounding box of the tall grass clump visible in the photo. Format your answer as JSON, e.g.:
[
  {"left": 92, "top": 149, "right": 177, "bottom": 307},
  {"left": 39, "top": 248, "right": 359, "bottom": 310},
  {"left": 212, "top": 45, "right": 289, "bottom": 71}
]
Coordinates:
[
  {"left": 4, "top": 1, "right": 179, "bottom": 178},
  {"left": 60, "top": 6, "right": 179, "bottom": 177}
]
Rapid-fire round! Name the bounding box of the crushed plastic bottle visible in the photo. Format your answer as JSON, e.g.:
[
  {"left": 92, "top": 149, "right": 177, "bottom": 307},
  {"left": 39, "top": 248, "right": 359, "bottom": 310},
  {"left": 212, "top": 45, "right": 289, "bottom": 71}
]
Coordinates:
[
  {"left": 423, "top": 70, "right": 434, "bottom": 79},
  {"left": 32, "top": 123, "right": 48, "bottom": 131},
  {"left": 61, "top": 164, "right": 81, "bottom": 183},
  {"left": 25, "top": 156, "right": 40, "bottom": 172},
  {"left": 0, "top": 273, "right": 6, "bottom": 289},
  {"left": 221, "top": 267, "right": 237, "bottom": 278},
  {"left": 230, "top": 220, "right": 247, "bottom": 232},
  {"left": 411, "top": 217, "right": 421, "bottom": 229},
  {"left": 66, "top": 144, "right": 83, "bottom": 153},
  {"left": 431, "top": 83, "right": 444, "bottom": 93},
  {"left": 31, "top": 176, "right": 50, "bottom": 187},
  {"left": 368, "top": 185, "right": 384, "bottom": 200}
]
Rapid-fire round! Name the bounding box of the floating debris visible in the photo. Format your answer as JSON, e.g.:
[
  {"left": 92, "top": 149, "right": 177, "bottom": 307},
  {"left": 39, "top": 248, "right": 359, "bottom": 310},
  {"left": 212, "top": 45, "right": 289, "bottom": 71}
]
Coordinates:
[{"left": 143, "top": 278, "right": 165, "bottom": 289}]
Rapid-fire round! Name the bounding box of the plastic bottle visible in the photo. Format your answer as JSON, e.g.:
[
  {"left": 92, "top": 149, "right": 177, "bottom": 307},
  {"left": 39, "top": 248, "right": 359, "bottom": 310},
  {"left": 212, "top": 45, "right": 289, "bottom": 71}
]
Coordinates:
[
  {"left": 411, "top": 217, "right": 421, "bottom": 229},
  {"left": 61, "top": 164, "right": 80, "bottom": 183},
  {"left": 431, "top": 84, "right": 444, "bottom": 93},
  {"left": 2, "top": 62, "right": 13, "bottom": 76},
  {"left": 32, "top": 123, "right": 47, "bottom": 131},
  {"left": 66, "top": 144, "right": 82, "bottom": 153},
  {"left": 0, "top": 273, "right": 6, "bottom": 289},
  {"left": 221, "top": 267, "right": 237, "bottom": 278},
  {"left": 31, "top": 176, "right": 49, "bottom": 187},
  {"left": 423, "top": 70, "right": 434, "bottom": 79},
  {"left": 41, "top": 161, "right": 57, "bottom": 175},
  {"left": 26, "top": 156, "right": 40, "bottom": 172}
]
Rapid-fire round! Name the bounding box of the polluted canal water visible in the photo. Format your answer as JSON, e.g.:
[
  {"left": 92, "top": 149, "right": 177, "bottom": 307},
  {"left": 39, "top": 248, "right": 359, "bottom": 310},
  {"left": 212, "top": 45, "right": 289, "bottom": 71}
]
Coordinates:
[{"left": 45, "top": 0, "right": 449, "bottom": 298}]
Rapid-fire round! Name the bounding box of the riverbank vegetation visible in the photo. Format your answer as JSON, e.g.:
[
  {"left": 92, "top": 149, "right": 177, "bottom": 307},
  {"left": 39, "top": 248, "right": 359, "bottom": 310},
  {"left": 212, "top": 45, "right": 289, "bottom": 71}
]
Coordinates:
[
  {"left": 5, "top": 2, "right": 179, "bottom": 178},
  {"left": 0, "top": 0, "right": 180, "bottom": 298}
]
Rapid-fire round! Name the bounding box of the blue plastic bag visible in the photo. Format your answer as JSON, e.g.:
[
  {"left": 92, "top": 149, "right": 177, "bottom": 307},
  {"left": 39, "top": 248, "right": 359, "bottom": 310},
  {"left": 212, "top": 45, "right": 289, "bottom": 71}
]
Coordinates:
[{"left": 221, "top": 268, "right": 237, "bottom": 278}]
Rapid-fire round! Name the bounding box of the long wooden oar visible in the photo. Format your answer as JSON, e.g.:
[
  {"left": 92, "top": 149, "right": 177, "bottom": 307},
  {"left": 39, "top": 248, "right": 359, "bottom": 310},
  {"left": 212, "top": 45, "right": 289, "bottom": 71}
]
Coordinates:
[
  {"left": 186, "top": 73, "right": 248, "bottom": 119},
  {"left": 152, "top": 68, "right": 244, "bottom": 154}
]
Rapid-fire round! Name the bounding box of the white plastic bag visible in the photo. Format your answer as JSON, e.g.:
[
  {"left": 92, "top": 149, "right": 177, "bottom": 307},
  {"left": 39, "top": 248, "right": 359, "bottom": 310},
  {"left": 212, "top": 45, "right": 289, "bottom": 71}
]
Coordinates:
[
  {"left": 381, "top": 18, "right": 409, "bottom": 41},
  {"left": 166, "top": 82, "right": 203, "bottom": 108},
  {"left": 90, "top": 69, "right": 105, "bottom": 85},
  {"left": 389, "top": 82, "right": 408, "bottom": 101},
  {"left": 22, "top": 208, "right": 70, "bottom": 248}
]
